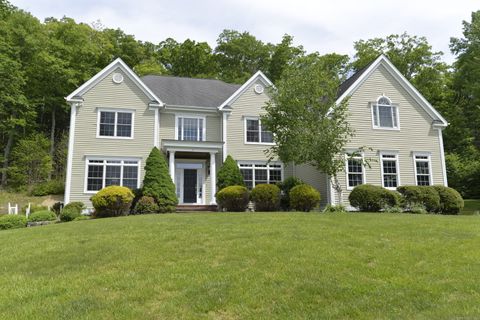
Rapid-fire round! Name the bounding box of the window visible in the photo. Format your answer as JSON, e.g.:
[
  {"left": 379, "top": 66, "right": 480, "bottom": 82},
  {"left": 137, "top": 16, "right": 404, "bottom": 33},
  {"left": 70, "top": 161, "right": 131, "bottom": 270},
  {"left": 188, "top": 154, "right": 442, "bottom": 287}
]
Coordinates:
[
  {"left": 414, "top": 154, "right": 431, "bottom": 186},
  {"left": 176, "top": 116, "right": 205, "bottom": 141},
  {"left": 85, "top": 159, "right": 139, "bottom": 192},
  {"left": 381, "top": 153, "right": 399, "bottom": 189},
  {"left": 372, "top": 96, "right": 399, "bottom": 129},
  {"left": 346, "top": 153, "right": 364, "bottom": 189},
  {"left": 245, "top": 118, "right": 273, "bottom": 144},
  {"left": 98, "top": 110, "right": 134, "bottom": 138},
  {"left": 238, "top": 163, "right": 282, "bottom": 189}
]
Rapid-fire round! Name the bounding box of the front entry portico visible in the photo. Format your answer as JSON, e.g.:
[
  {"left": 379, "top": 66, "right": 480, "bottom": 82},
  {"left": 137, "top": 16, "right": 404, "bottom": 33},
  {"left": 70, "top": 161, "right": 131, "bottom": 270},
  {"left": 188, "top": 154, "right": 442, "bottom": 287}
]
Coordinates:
[{"left": 175, "top": 162, "right": 205, "bottom": 204}]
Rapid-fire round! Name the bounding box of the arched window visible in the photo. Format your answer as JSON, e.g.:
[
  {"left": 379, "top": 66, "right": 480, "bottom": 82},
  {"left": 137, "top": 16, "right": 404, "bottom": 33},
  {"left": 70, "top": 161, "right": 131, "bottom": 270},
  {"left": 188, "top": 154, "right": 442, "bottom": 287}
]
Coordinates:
[{"left": 372, "top": 95, "right": 399, "bottom": 129}]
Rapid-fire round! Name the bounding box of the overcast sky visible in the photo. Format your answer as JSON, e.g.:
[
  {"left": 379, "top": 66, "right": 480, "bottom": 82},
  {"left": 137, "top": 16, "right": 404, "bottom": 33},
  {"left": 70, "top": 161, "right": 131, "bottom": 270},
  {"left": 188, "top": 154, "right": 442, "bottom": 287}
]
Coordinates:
[{"left": 11, "top": 0, "right": 478, "bottom": 63}]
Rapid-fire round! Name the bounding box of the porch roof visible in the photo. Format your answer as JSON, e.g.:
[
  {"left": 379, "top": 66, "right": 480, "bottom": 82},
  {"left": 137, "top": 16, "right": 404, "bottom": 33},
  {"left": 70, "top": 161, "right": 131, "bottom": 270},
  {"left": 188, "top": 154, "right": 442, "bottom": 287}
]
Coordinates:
[{"left": 161, "top": 139, "right": 223, "bottom": 153}]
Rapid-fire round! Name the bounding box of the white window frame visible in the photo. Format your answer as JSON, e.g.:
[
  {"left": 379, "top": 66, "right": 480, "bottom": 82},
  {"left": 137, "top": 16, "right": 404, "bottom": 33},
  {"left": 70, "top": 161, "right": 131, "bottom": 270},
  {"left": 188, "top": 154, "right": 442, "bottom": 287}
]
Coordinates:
[
  {"left": 237, "top": 161, "right": 283, "bottom": 189},
  {"left": 413, "top": 152, "right": 432, "bottom": 186},
  {"left": 379, "top": 151, "right": 401, "bottom": 190},
  {"left": 244, "top": 116, "right": 275, "bottom": 145},
  {"left": 345, "top": 152, "right": 365, "bottom": 190},
  {"left": 84, "top": 157, "right": 141, "bottom": 193},
  {"left": 175, "top": 115, "right": 206, "bottom": 142},
  {"left": 96, "top": 108, "right": 135, "bottom": 139},
  {"left": 371, "top": 96, "right": 400, "bottom": 131}
]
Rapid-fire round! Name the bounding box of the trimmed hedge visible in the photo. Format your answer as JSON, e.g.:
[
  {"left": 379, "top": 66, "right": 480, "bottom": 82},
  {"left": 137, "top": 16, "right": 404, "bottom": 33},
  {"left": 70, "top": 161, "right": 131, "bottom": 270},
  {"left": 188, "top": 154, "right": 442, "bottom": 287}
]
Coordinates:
[
  {"left": 289, "top": 184, "right": 320, "bottom": 212},
  {"left": 348, "top": 184, "right": 399, "bottom": 212},
  {"left": 251, "top": 184, "right": 281, "bottom": 211},
  {"left": 277, "top": 177, "right": 304, "bottom": 210},
  {"left": 216, "top": 186, "right": 249, "bottom": 212},
  {"left": 28, "top": 210, "right": 57, "bottom": 222},
  {"left": 133, "top": 196, "right": 160, "bottom": 214},
  {"left": 397, "top": 186, "right": 440, "bottom": 213},
  {"left": 91, "top": 186, "right": 134, "bottom": 218},
  {"left": 0, "top": 215, "right": 27, "bottom": 230},
  {"left": 60, "top": 207, "right": 81, "bottom": 222},
  {"left": 432, "top": 185, "right": 464, "bottom": 215}
]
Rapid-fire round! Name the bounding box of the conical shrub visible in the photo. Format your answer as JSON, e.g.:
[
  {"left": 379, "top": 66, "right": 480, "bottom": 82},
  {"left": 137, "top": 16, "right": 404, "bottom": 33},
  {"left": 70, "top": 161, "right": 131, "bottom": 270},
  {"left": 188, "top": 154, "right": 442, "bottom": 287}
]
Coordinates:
[{"left": 217, "top": 155, "right": 245, "bottom": 191}]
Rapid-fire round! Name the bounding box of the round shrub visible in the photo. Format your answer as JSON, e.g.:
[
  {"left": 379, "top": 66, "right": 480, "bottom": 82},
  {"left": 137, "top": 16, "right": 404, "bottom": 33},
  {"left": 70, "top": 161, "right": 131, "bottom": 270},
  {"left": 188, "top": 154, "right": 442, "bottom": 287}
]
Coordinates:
[
  {"left": 216, "top": 186, "right": 249, "bottom": 212},
  {"left": 432, "top": 185, "right": 464, "bottom": 215},
  {"left": 133, "top": 196, "right": 160, "bottom": 214},
  {"left": 60, "top": 207, "right": 81, "bottom": 222},
  {"left": 90, "top": 186, "right": 134, "bottom": 218},
  {"left": 0, "top": 215, "right": 27, "bottom": 230},
  {"left": 28, "top": 210, "right": 56, "bottom": 222},
  {"left": 348, "top": 184, "right": 399, "bottom": 212},
  {"left": 397, "top": 186, "right": 441, "bottom": 213},
  {"left": 250, "top": 184, "right": 281, "bottom": 211},
  {"left": 277, "top": 177, "right": 304, "bottom": 210},
  {"left": 289, "top": 184, "right": 320, "bottom": 212},
  {"left": 63, "top": 202, "right": 85, "bottom": 214}
]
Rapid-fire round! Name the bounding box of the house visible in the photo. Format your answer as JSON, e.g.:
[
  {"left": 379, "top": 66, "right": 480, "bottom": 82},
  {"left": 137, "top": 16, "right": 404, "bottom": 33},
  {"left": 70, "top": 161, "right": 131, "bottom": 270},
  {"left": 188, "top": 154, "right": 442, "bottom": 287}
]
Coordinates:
[{"left": 64, "top": 54, "right": 448, "bottom": 209}]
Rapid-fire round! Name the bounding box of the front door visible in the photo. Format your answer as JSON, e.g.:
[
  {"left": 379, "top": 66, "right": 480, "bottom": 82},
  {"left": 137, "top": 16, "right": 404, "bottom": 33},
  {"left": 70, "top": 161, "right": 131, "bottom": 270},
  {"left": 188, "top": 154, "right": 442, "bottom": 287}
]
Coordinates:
[{"left": 183, "top": 169, "right": 197, "bottom": 203}]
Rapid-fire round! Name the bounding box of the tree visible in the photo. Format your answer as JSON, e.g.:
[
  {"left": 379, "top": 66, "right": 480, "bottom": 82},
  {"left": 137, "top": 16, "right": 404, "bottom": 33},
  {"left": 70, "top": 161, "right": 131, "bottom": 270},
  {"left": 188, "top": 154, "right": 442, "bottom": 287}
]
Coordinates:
[
  {"left": 216, "top": 155, "right": 245, "bottom": 191},
  {"left": 267, "top": 34, "right": 305, "bottom": 83},
  {"left": 262, "top": 54, "right": 354, "bottom": 202},
  {"left": 142, "top": 147, "right": 178, "bottom": 212}
]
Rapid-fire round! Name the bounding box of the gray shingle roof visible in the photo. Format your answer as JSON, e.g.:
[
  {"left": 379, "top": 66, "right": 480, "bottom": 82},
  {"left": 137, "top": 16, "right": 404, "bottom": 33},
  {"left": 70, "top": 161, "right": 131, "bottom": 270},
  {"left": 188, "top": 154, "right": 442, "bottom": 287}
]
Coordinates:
[
  {"left": 337, "top": 58, "right": 376, "bottom": 99},
  {"left": 141, "top": 75, "right": 241, "bottom": 108}
]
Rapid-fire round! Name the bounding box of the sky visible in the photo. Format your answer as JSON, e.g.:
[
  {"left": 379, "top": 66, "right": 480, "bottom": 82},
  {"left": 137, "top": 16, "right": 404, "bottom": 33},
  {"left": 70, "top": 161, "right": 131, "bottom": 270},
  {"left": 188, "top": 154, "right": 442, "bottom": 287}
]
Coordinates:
[{"left": 11, "top": 0, "right": 479, "bottom": 63}]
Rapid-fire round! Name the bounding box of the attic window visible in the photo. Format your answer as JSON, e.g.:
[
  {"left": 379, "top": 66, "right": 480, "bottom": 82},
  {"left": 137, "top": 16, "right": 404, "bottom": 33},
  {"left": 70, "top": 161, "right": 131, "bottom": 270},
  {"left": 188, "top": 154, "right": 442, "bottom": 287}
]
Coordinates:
[{"left": 372, "top": 96, "right": 399, "bottom": 130}]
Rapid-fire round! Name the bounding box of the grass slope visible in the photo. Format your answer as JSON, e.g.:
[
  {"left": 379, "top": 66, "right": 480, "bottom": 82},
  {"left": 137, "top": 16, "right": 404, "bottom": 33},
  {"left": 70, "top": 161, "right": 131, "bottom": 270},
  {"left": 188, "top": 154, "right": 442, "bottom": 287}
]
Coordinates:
[{"left": 1, "top": 213, "right": 480, "bottom": 319}]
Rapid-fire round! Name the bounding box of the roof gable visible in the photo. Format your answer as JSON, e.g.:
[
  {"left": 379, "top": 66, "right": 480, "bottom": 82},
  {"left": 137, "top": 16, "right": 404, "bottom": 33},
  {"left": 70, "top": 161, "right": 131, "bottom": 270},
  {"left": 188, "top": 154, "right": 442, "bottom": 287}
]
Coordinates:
[
  {"left": 66, "top": 58, "right": 163, "bottom": 106},
  {"left": 336, "top": 55, "right": 447, "bottom": 126}
]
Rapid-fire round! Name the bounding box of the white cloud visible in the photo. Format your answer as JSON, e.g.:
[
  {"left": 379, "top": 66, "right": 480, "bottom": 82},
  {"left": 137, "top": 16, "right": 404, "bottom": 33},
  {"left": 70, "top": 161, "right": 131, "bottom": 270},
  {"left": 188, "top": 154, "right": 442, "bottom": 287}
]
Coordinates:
[{"left": 11, "top": 0, "right": 478, "bottom": 63}]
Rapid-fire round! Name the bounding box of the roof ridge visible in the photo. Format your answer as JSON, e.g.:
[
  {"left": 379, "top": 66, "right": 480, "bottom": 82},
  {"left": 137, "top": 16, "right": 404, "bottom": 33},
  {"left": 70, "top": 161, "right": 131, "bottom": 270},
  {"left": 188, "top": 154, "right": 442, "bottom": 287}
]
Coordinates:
[{"left": 141, "top": 74, "right": 240, "bottom": 87}]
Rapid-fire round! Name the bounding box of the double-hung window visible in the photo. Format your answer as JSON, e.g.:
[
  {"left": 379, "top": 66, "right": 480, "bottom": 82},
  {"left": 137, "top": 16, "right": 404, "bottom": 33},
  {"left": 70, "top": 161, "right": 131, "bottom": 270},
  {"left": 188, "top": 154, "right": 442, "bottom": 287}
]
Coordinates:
[
  {"left": 380, "top": 153, "right": 399, "bottom": 189},
  {"left": 86, "top": 159, "right": 139, "bottom": 192},
  {"left": 372, "top": 96, "right": 399, "bottom": 130},
  {"left": 245, "top": 117, "right": 273, "bottom": 144},
  {"left": 177, "top": 116, "right": 205, "bottom": 141},
  {"left": 238, "top": 162, "right": 282, "bottom": 189},
  {"left": 98, "top": 110, "right": 134, "bottom": 138},
  {"left": 346, "top": 153, "right": 364, "bottom": 189},
  {"left": 414, "top": 154, "right": 431, "bottom": 186}
]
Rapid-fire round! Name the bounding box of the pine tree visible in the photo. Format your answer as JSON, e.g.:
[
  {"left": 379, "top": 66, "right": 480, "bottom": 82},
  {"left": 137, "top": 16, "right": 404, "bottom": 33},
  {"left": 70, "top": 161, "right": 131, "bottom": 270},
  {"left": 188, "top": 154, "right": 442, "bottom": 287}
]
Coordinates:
[
  {"left": 142, "top": 147, "right": 178, "bottom": 212},
  {"left": 217, "top": 155, "right": 245, "bottom": 191}
]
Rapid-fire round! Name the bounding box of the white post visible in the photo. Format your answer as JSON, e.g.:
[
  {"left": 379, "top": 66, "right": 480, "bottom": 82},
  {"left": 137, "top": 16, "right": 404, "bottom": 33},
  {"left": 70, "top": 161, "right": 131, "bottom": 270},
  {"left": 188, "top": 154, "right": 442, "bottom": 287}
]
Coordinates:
[
  {"left": 26, "top": 203, "right": 31, "bottom": 218},
  {"left": 222, "top": 112, "right": 228, "bottom": 162},
  {"left": 169, "top": 151, "right": 175, "bottom": 182},
  {"left": 210, "top": 152, "right": 217, "bottom": 204}
]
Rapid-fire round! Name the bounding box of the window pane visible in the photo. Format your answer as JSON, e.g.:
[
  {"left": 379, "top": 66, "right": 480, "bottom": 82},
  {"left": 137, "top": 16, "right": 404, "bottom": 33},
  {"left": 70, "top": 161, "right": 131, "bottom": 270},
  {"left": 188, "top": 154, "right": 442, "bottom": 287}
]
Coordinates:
[
  {"left": 348, "top": 159, "right": 362, "bottom": 173},
  {"left": 373, "top": 106, "right": 378, "bottom": 126},
  {"left": 383, "top": 175, "right": 397, "bottom": 188},
  {"left": 383, "top": 160, "right": 397, "bottom": 174},
  {"left": 246, "top": 119, "right": 260, "bottom": 142},
  {"left": 116, "top": 112, "right": 132, "bottom": 137},
  {"left": 182, "top": 118, "right": 199, "bottom": 141},
  {"left": 416, "top": 161, "right": 429, "bottom": 175},
  {"left": 100, "top": 112, "right": 115, "bottom": 124},
  {"left": 261, "top": 130, "right": 273, "bottom": 143},
  {"left": 105, "top": 165, "right": 121, "bottom": 186},
  {"left": 123, "top": 166, "right": 138, "bottom": 189},
  {"left": 198, "top": 119, "right": 203, "bottom": 141},
  {"left": 99, "top": 112, "right": 115, "bottom": 136},
  {"left": 255, "top": 169, "right": 268, "bottom": 185},
  {"left": 348, "top": 173, "right": 363, "bottom": 187},
  {"left": 378, "top": 105, "right": 393, "bottom": 128},
  {"left": 240, "top": 169, "right": 253, "bottom": 189},
  {"left": 87, "top": 165, "right": 103, "bottom": 191},
  {"left": 117, "top": 112, "right": 132, "bottom": 125},
  {"left": 269, "top": 169, "right": 282, "bottom": 182},
  {"left": 417, "top": 175, "right": 430, "bottom": 186}
]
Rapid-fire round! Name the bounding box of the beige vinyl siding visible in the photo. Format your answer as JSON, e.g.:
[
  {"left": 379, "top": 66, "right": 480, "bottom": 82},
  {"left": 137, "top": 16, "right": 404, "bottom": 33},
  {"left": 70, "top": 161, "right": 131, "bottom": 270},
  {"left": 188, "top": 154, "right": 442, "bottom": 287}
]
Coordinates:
[
  {"left": 69, "top": 68, "right": 155, "bottom": 207},
  {"left": 338, "top": 65, "right": 445, "bottom": 206},
  {"left": 227, "top": 79, "right": 276, "bottom": 161}
]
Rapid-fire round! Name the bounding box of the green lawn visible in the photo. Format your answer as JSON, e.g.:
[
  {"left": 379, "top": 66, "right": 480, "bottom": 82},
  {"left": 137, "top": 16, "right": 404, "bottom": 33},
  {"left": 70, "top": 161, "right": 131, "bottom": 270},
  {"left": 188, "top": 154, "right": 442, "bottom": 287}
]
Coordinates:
[{"left": 1, "top": 213, "right": 479, "bottom": 319}]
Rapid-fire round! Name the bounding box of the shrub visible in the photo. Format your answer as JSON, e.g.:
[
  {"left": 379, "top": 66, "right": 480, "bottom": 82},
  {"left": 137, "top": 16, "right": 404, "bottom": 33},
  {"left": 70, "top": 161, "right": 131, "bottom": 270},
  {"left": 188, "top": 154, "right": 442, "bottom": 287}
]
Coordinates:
[
  {"left": 289, "top": 184, "right": 320, "bottom": 212},
  {"left": 323, "top": 204, "right": 347, "bottom": 213},
  {"left": 250, "top": 184, "right": 281, "bottom": 211},
  {"left": 409, "top": 203, "right": 427, "bottom": 214},
  {"left": 60, "top": 207, "right": 81, "bottom": 222},
  {"left": 51, "top": 202, "right": 63, "bottom": 216},
  {"left": 63, "top": 202, "right": 85, "bottom": 214},
  {"left": 30, "top": 180, "right": 65, "bottom": 196},
  {"left": 91, "top": 186, "right": 134, "bottom": 218},
  {"left": 277, "top": 177, "right": 304, "bottom": 210},
  {"left": 142, "top": 147, "right": 178, "bottom": 213},
  {"left": 217, "top": 155, "right": 245, "bottom": 191},
  {"left": 216, "top": 186, "right": 249, "bottom": 212},
  {"left": 397, "top": 186, "right": 441, "bottom": 213},
  {"left": 432, "top": 185, "right": 464, "bottom": 215},
  {"left": 0, "top": 215, "right": 27, "bottom": 230},
  {"left": 28, "top": 210, "right": 56, "bottom": 222},
  {"left": 73, "top": 215, "right": 90, "bottom": 221},
  {"left": 133, "top": 196, "right": 160, "bottom": 214},
  {"left": 348, "top": 184, "right": 399, "bottom": 212},
  {"left": 383, "top": 206, "right": 403, "bottom": 213},
  {"left": 22, "top": 204, "right": 48, "bottom": 215}
]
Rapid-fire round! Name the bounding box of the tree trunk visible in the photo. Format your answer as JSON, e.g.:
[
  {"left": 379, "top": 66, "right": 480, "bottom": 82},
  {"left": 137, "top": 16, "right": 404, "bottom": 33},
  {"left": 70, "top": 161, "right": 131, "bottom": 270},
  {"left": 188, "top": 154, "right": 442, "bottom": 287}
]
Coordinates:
[
  {"left": 48, "top": 108, "right": 56, "bottom": 180},
  {"left": 1, "top": 131, "right": 14, "bottom": 187}
]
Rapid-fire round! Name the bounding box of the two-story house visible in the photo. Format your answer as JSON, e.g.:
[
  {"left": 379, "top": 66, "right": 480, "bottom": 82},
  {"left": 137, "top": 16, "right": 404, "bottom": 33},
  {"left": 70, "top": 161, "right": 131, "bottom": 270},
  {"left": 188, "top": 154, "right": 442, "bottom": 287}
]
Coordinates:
[{"left": 64, "top": 55, "right": 448, "bottom": 209}]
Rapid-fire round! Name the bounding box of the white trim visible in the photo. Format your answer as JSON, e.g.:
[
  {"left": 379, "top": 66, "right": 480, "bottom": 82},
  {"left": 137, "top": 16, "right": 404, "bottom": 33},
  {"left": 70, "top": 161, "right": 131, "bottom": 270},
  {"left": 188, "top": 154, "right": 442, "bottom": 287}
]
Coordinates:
[
  {"left": 371, "top": 96, "right": 400, "bottom": 131},
  {"left": 175, "top": 159, "right": 207, "bottom": 205},
  {"left": 345, "top": 152, "right": 365, "bottom": 191},
  {"left": 218, "top": 70, "right": 274, "bottom": 110},
  {"left": 379, "top": 151, "right": 401, "bottom": 190},
  {"left": 164, "top": 105, "right": 218, "bottom": 113},
  {"left": 174, "top": 114, "right": 206, "bottom": 142},
  {"left": 154, "top": 108, "right": 159, "bottom": 148},
  {"left": 336, "top": 55, "right": 448, "bottom": 127},
  {"left": 83, "top": 157, "right": 141, "bottom": 194},
  {"left": 412, "top": 152, "right": 433, "bottom": 186},
  {"left": 243, "top": 116, "right": 275, "bottom": 145},
  {"left": 210, "top": 152, "right": 217, "bottom": 205},
  {"left": 64, "top": 102, "right": 78, "bottom": 204},
  {"left": 66, "top": 58, "right": 164, "bottom": 106},
  {"left": 96, "top": 108, "right": 135, "bottom": 139},
  {"left": 438, "top": 128, "right": 448, "bottom": 186},
  {"left": 222, "top": 112, "right": 228, "bottom": 161}
]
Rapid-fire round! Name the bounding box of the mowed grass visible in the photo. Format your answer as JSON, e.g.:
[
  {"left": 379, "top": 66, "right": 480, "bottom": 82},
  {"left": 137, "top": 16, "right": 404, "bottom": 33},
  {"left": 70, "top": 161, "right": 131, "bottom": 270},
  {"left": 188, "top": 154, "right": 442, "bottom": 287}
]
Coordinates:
[{"left": 1, "top": 213, "right": 480, "bottom": 319}]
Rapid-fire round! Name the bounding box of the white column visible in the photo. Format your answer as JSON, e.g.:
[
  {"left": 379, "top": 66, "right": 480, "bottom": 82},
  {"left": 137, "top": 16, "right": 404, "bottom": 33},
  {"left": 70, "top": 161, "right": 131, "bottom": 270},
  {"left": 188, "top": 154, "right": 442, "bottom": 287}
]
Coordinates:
[
  {"left": 222, "top": 112, "right": 228, "bottom": 161},
  {"left": 169, "top": 151, "right": 175, "bottom": 182},
  {"left": 154, "top": 108, "right": 159, "bottom": 148},
  {"left": 210, "top": 152, "right": 217, "bottom": 204}
]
